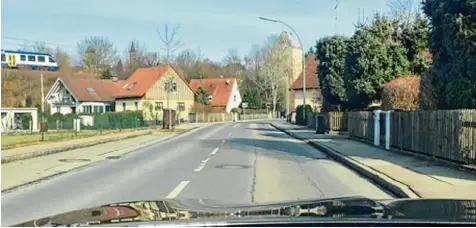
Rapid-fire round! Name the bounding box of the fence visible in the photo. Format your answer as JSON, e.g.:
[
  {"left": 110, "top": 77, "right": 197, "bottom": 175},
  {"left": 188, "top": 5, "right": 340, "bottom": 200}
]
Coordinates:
[
  {"left": 348, "top": 110, "right": 476, "bottom": 166},
  {"left": 190, "top": 112, "right": 274, "bottom": 123},
  {"left": 306, "top": 112, "right": 348, "bottom": 132}
]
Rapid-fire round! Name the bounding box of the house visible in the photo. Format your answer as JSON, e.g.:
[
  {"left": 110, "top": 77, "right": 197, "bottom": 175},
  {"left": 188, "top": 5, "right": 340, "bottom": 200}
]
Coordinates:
[
  {"left": 45, "top": 77, "right": 125, "bottom": 115},
  {"left": 114, "top": 65, "right": 195, "bottom": 121},
  {"left": 189, "top": 77, "right": 242, "bottom": 113},
  {"left": 290, "top": 55, "right": 322, "bottom": 112}
]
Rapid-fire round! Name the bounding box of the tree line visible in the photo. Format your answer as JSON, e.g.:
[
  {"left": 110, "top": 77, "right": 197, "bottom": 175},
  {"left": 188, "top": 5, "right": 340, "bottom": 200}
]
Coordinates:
[{"left": 314, "top": 0, "right": 475, "bottom": 111}]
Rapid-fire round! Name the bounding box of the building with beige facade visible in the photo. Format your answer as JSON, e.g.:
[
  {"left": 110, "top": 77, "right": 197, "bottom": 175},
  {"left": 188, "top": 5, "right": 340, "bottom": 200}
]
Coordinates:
[
  {"left": 114, "top": 65, "right": 196, "bottom": 122},
  {"left": 291, "top": 55, "right": 322, "bottom": 112}
]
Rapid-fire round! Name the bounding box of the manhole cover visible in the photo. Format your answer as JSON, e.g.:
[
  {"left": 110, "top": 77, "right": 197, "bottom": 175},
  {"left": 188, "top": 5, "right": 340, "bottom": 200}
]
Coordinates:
[
  {"left": 106, "top": 156, "right": 121, "bottom": 160},
  {"left": 215, "top": 164, "right": 251, "bottom": 170},
  {"left": 58, "top": 158, "right": 91, "bottom": 163}
]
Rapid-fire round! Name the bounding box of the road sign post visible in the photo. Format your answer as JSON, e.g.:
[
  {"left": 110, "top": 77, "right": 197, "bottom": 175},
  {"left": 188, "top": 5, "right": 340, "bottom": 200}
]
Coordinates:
[{"left": 242, "top": 103, "right": 248, "bottom": 121}]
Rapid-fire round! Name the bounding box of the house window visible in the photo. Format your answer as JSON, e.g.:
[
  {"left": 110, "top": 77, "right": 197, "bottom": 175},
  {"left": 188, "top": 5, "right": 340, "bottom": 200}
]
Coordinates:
[
  {"left": 93, "top": 106, "right": 103, "bottom": 113},
  {"left": 20, "top": 55, "right": 26, "bottom": 61},
  {"left": 38, "top": 56, "right": 46, "bottom": 63},
  {"left": 122, "top": 102, "right": 126, "bottom": 111},
  {"left": 28, "top": 55, "right": 36, "bottom": 62},
  {"left": 83, "top": 105, "right": 92, "bottom": 114},
  {"left": 155, "top": 102, "right": 163, "bottom": 110},
  {"left": 86, "top": 87, "right": 95, "bottom": 93},
  {"left": 56, "top": 106, "right": 60, "bottom": 113},
  {"left": 1, "top": 54, "right": 5, "bottom": 61},
  {"left": 178, "top": 102, "right": 185, "bottom": 111},
  {"left": 234, "top": 95, "right": 236, "bottom": 102},
  {"left": 105, "top": 105, "right": 112, "bottom": 112},
  {"left": 134, "top": 102, "right": 139, "bottom": 110}
]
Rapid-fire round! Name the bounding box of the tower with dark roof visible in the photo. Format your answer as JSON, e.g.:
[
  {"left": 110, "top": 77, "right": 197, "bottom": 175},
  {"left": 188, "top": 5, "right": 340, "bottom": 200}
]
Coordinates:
[{"left": 129, "top": 42, "right": 136, "bottom": 67}]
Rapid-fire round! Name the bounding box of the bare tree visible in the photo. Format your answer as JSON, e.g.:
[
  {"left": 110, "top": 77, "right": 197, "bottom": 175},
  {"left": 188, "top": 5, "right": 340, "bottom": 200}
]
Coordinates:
[
  {"left": 77, "top": 36, "right": 118, "bottom": 72},
  {"left": 157, "top": 23, "right": 183, "bottom": 64},
  {"left": 388, "top": 0, "right": 416, "bottom": 24},
  {"left": 248, "top": 38, "right": 292, "bottom": 113}
]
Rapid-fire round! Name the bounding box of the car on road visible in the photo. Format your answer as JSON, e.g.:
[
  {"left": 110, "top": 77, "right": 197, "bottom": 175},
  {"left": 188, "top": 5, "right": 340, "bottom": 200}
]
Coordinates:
[{"left": 12, "top": 197, "right": 476, "bottom": 227}]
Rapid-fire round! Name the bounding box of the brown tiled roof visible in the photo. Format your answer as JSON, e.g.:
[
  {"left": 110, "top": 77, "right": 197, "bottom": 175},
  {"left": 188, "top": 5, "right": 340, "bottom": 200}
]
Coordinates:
[
  {"left": 61, "top": 77, "right": 125, "bottom": 102},
  {"left": 189, "top": 78, "right": 236, "bottom": 107},
  {"left": 114, "top": 65, "right": 194, "bottom": 98},
  {"left": 291, "top": 57, "right": 319, "bottom": 90}
]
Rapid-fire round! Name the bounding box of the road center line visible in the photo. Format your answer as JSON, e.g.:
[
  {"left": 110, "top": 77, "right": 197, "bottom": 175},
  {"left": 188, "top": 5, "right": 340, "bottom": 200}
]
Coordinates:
[
  {"left": 211, "top": 148, "right": 219, "bottom": 155},
  {"left": 194, "top": 158, "right": 210, "bottom": 172},
  {"left": 165, "top": 181, "right": 190, "bottom": 199},
  {"left": 221, "top": 140, "right": 225, "bottom": 145},
  {"left": 234, "top": 124, "right": 239, "bottom": 128}
]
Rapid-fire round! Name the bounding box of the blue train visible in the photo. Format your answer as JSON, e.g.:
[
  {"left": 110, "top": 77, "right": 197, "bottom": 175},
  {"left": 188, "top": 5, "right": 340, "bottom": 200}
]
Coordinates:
[{"left": 1, "top": 49, "right": 59, "bottom": 71}]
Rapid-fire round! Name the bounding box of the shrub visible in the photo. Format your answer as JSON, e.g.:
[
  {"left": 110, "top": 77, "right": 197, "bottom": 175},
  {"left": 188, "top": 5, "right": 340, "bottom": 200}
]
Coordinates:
[
  {"left": 296, "top": 105, "right": 312, "bottom": 125},
  {"left": 382, "top": 76, "right": 421, "bottom": 111}
]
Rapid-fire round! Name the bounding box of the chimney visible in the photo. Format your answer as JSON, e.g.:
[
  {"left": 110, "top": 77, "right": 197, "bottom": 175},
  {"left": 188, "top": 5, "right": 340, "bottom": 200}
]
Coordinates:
[
  {"left": 225, "top": 79, "right": 230, "bottom": 85},
  {"left": 111, "top": 76, "right": 119, "bottom": 82},
  {"left": 220, "top": 75, "right": 224, "bottom": 78}
]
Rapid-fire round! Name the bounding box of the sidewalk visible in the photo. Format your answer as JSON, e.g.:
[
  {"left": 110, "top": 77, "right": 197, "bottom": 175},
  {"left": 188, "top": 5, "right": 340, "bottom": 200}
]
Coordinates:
[
  {"left": 271, "top": 121, "right": 476, "bottom": 199},
  {"left": 1, "top": 122, "right": 201, "bottom": 164},
  {"left": 1, "top": 124, "right": 201, "bottom": 191}
]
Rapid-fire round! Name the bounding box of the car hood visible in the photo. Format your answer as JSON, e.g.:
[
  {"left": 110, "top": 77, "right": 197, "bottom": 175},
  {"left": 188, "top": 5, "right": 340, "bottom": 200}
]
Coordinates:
[{"left": 12, "top": 197, "right": 476, "bottom": 227}]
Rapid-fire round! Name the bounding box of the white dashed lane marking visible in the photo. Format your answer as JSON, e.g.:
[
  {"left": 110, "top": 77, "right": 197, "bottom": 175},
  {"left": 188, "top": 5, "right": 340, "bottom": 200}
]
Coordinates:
[
  {"left": 194, "top": 158, "right": 210, "bottom": 172},
  {"left": 210, "top": 148, "right": 219, "bottom": 155},
  {"left": 165, "top": 181, "right": 190, "bottom": 199}
]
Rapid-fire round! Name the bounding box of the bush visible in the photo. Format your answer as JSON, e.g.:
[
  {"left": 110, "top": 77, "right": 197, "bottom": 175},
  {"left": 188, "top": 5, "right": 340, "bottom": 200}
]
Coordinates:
[
  {"left": 382, "top": 76, "right": 420, "bottom": 111},
  {"left": 231, "top": 107, "right": 241, "bottom": 113},
  {"left": 94, "top": 111, "right": 146, "bottom": 130},
  {"left": 21, "top": 113, "right": 32, "bottom": 130},
  {"left": 296, "top": 105, "right": 312, "bottom": 125}
]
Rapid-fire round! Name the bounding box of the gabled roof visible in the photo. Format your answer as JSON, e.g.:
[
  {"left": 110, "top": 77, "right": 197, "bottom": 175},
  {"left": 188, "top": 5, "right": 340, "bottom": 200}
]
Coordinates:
[
  {"left": 189, "top": 78, "right": 237, "bottom": 107},
  {"left": 114, "top": 65, "right": 195, "bottom": 98},
  {"left": 46, "top": 77, "right": 126, "bottom": 102},
  {"left": 291, "top": 56, "right": 319, "bottom": 90}
]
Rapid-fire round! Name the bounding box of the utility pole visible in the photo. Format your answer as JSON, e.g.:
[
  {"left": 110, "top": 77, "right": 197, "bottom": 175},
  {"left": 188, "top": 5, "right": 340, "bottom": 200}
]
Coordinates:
[
  {"left": 40, "top": 73, "right": 45, "bottom": 141},
  {"left": 167, "top": 78, "right": 175, "bottom": 130}
]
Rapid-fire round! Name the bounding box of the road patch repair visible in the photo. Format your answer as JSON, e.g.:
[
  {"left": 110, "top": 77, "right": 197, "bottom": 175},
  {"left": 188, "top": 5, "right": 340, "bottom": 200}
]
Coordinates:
[
  {"left": 1, "top": 126, "right": 200, "bottom": 192},
  {"left": 270, "top": 122, "right": 476, "bottom": 199}
]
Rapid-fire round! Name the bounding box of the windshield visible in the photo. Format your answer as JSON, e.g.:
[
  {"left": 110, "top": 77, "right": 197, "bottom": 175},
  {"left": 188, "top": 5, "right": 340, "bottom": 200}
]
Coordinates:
[{"left": 1, "top": 0, "right": 476, "bottom": 227}]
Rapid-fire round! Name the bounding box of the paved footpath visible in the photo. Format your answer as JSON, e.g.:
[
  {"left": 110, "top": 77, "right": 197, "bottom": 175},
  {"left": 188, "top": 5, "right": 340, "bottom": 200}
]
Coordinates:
[
  {"left": 271, "top": 121, "right": 476, "bottom": 199},
  {"left": 2, "top": 121, "right": 391, "bottom": 226}
]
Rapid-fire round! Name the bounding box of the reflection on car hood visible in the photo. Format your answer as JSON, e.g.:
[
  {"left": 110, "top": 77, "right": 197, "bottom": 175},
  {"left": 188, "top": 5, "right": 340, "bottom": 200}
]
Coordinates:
[{"left": 12, "top": 197, "right": 476, "bottom": 227}]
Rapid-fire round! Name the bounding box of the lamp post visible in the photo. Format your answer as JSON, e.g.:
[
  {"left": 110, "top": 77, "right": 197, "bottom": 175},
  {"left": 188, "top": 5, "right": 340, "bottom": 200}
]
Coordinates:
[{"left": 259, "top": 16, "right": 306, "bottom": 121}]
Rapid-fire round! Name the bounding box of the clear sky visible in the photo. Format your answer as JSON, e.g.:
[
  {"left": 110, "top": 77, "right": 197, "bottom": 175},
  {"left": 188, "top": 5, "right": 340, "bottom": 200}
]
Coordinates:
[{"left": 1, "top": 0, "right": 420, "bottom": 63}]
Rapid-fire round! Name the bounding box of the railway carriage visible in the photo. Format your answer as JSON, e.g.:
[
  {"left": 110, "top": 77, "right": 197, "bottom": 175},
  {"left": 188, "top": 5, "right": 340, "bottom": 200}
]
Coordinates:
[{"left": 1, "top": 49, "right": 59, "bottom": 71}]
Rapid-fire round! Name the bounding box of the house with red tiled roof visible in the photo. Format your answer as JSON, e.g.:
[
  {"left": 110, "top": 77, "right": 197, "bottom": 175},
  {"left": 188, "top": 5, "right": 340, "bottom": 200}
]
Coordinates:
[
  {"left": 113, "top": 65, "right": 196, "bottom": 121},
  {"left": 290, "top": 55, "right": 322, "bottom": 112},
  {"left": 45, "top": 77, "right": 126, "bottom": 115},
  {"left": 189, "top": 77, "right": 242, "bottom": 113}
]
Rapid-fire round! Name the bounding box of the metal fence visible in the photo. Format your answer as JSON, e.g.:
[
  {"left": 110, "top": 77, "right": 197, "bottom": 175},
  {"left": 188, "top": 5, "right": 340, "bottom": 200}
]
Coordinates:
[
  {"left": 348, "top": 110, "right": 476, "bottom": 166},
  {"left": 189, "top": 112, "right": 274, "bottom": 123}
]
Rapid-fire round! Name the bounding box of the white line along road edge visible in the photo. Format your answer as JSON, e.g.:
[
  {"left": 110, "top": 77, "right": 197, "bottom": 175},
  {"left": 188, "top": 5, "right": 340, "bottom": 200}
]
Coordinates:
[
  {"left": 165, "top": 181, "right": 190, "bottom": 199},
  {"left": 211, "top": 148, "right": 219, "bottom": 155}
]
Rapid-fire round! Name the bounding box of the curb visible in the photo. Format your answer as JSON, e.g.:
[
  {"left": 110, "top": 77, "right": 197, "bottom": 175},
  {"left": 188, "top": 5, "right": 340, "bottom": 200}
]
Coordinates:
[
  {"left": 270, "top": 123, "right": 420, "bottom": 199},
  {"left": 1, "top": 126, "right": 201, "bottom": 193},
  {"left": 1, "top": 130, "right": 154, "bottom": 164}
]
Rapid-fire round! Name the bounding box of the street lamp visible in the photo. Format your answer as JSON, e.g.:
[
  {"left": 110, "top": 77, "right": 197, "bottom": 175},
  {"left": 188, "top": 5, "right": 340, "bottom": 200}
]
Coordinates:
[{"left": 259, "top": 16, "right": 306, "bottom": 121}]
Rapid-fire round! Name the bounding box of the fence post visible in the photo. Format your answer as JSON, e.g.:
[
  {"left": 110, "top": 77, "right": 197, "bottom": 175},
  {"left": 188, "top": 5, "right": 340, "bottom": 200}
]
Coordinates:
[
  {"left": 373, "top": 110, "right": 381, "bottom": 146},
  {"left": 385, "top": 111, "right": 391, "bottom": 150}
]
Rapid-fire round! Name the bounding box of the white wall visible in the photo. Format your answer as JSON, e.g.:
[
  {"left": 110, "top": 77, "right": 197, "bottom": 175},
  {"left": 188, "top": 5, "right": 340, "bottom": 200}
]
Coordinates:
[
  {"left": 1, "top": 108, "right": 38, "bottom": 132},
  {"left": 50, "top": 105, "right": 76, "bottom": 115},
  {"left": 226, "top": 81, "right": 242, "bottom": 113}
]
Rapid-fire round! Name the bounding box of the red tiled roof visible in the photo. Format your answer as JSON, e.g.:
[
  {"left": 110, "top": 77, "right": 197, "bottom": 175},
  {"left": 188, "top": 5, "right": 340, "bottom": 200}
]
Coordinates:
[
  {"left": 61, "top": 78, "right": 125, "bottom": 102},
  {"left": 189, "top": 78, "right": 236, "bottom": 107},
  {"left": 114, "top": 65, "right": 195, "bottom": 98},
  {"left": 291, "top": 57, "right": 319, "bottom": 90}
]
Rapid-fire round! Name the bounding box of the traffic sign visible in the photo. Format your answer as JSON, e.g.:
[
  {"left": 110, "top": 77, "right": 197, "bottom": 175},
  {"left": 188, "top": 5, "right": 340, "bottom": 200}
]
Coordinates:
[{"left": 242, "top": 102, "right": 248, "bottom": 108}]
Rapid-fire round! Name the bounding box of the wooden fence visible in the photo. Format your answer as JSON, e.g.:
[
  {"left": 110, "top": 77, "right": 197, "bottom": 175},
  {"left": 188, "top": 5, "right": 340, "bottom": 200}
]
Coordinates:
[
  {"left": 306, "top": 112, "right": 348, "bottom": 132},
  {"left": 348, "top": 110, "right": 476, "bottom": 166},
  {"left": 191, "top": 112, "right": 272, "bottom": 123},
  {"left": 348, "top": 112, "right": 374, "bottom": 142}
]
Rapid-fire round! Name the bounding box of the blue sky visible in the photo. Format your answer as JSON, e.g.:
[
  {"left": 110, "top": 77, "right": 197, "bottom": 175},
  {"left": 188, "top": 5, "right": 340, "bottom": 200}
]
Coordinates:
[{"left": 1, "top": 0, "right": 421, "bottom": 63}]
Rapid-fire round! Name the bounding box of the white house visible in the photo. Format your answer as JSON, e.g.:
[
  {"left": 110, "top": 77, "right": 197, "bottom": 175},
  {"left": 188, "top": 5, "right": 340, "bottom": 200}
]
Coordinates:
[
  {"left": 189, "top": 77, "right": 242, "bottom": 113},
  {"left": 45, "top": 77, "right": 125, "bottom": 115}
]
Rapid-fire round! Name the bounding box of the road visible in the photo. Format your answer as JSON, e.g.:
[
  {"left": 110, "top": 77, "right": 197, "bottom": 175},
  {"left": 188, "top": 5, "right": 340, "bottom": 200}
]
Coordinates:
[{"left": 1, "top": 121, "right": 392, "bottom": 226}]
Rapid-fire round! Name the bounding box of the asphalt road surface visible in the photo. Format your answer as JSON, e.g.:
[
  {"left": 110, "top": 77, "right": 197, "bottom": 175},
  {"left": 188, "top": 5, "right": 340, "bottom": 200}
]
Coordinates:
[{"left": 1, "top": 121, "right": 392, "bottom": 226}]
